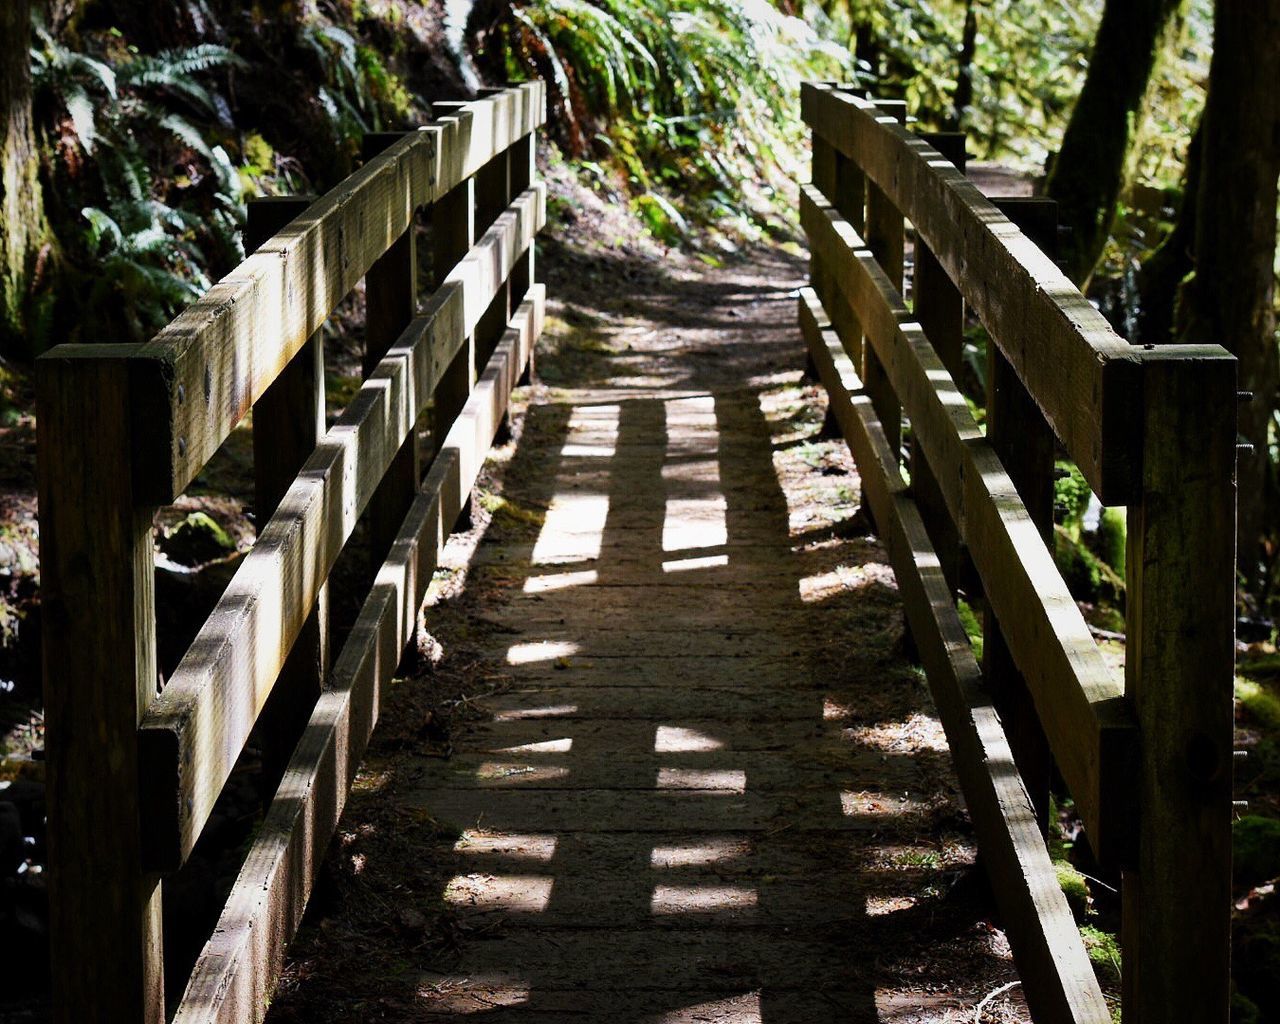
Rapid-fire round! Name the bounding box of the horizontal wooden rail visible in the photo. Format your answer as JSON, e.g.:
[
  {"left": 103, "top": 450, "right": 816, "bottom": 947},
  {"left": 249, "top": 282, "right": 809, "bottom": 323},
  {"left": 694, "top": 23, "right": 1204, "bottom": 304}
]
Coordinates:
[
  {"left": 799, "top": 288, "right": 1110, "bottom": 1024},
  {"left": 802, "top": 183, "right": 1135, "bottom": 861},
  {"left": 140, "top": 185, "right": 546, "bottom": 871},
  {"left": 170, "top": 288, "right": 544, "bottom": 1024},
  {"left": 801, "top": 82, "right": 1140, "bottom": 503},
  {"left": 38, "top": 81, "right": 548, "bottom": 1024},
  {"left": 800, "top": 82, "right": 1236, "bottom": 1022},
  {"left": 131, "top": 82, "right": 545, "bottom": 505}
]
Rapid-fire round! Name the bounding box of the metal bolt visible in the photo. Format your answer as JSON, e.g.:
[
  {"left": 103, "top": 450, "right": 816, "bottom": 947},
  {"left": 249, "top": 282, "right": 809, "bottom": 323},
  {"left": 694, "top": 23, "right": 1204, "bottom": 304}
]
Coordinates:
[
  {"left": 1238, "top": 391, "right": 1254, "bottom": 403},
  {"left": 177, "top": 437, "right": 187, "bottom": 457},
  {"left": 1053, "top": 466, "right": 1071, "bottom": 480},
  {"left": 1234, "top": 750, "right": 1249, "bottom": 760},
  {"left": 1053, "top": 503, "right": 1070, "bottom": 522},
  {"left": 177, "top": 384, "right": 186, "bottom": 404},
  {"left": 1237, "top": 442, "right": 1255, "bottom": 456},
  {"left": 1233, "top": 800, "right": 1249, "bottom": 810}
]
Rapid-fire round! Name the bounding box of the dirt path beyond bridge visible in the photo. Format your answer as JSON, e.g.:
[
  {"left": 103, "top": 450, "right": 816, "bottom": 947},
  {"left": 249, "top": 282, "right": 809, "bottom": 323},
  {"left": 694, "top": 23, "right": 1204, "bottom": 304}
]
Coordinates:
[{"left": 266, "top": 241, "right": 1029, "bottom": 1024}]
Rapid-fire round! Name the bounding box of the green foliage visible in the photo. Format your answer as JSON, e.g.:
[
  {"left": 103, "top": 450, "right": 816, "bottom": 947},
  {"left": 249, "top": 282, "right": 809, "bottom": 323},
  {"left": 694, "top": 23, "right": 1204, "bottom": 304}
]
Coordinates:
[
  {"left": 1055, "top": 859, "right": 1091, "bottom": 922},
  {"left": 482, "top": 0, "right": 850, "bottom": 239},
  {"left": 827, "top": 0, "right": 1102, "bottom": 165},
  {"left": 1053, "top": 461, "right": 1092, "bottom": 540},
  {"left": 1235, "top": 678, "right": 1280, "bottom": 732},
  {"left": 1233, "top": 815, "right": 1280, "bottom": 890},
  {"left": 1080, "top": 925, "right": 1122, "bottom": 984},
  {"left": 955, "top": 598, "right": 983, "bottom": 662},
  {"left": 1055, "top": 525, "right": 1125, "bottom": 605},
  {"left": 1092, "top": 506, "right": 1126, "bottom": 577},
  {"left": 31, "top": 21, "right": 248, "bottom": 344}
]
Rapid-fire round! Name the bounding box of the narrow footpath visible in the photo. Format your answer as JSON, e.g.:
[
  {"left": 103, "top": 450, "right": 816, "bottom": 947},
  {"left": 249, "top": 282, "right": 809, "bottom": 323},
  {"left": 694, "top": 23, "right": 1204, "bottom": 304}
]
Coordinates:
[{"left": 268, "top": 241, "right": 1028, "bottom": 1024}]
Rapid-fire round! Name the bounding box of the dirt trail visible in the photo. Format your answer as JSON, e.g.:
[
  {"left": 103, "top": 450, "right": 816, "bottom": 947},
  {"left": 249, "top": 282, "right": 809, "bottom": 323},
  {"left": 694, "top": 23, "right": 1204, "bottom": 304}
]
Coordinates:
[{"left": 267, "top": 241, "right": 1028, "bottom": 1023}]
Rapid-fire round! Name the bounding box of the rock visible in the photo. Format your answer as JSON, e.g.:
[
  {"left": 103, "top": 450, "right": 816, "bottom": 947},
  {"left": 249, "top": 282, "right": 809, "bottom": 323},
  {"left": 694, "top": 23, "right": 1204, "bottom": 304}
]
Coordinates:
[{"left": 158, "top": 512, "right": 237, "bottom": 568}]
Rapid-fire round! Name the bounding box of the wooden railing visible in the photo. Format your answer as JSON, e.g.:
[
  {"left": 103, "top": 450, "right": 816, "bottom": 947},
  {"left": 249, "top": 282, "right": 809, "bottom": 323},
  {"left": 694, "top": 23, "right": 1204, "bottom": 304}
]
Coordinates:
[
  {"left": 36, "top": 81, "right": 547, "bottom": 1024},
  {"left": 799, "top": 82, "right": 1236, "bottom": 1024}
]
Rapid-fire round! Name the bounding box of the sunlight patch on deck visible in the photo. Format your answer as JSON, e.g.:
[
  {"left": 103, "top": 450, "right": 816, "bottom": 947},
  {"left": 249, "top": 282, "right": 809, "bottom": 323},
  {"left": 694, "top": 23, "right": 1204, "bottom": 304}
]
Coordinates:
[
  {"left": 443, "top": 874, "right": 554, "bottom": 912},
  {"left": 651, "top": 884, "right": 758, "bottom": 915},
  {"left": 657, "top": 767, "right": 747, "bottom": 792},
  {"left": 506, "top": 639, "right": 579, "bottom": 665},
  {"left": 650, "top": 838, "right": 750, "bottom": 868},
  {"left": 453, "top": 831, "right": 558, "bottom": 862},
  {"left": 523, "top": 568, "right": 599, "bottom": 593},
  {"left": 655, "top": 725, "right": 725, "bottom": 752}
]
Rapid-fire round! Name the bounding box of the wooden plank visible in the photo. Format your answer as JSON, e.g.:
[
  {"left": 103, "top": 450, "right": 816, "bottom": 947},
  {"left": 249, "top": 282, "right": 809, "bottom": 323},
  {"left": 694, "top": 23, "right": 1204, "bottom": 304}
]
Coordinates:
[
  {"left": 139, "top": 191, "right": 545, "bottom": 871},
  {"left": 1121, "top": 347, "right": 1235, "bottom": 1023},
  {"left": 169, "top": 288, "right": 544, "bottom": 1024},
  {"left": 362, "top": 132, "right": 422, "bottom": 583},
  {"left": 36, "top": 345, "right": 164, "bottom": 1024},
  {"left": 909, "top": 131, "right": 966, "bottom": 593},
  {"left": 863, "top": 99, "right": 906, "bottom": 462},
  {"left": 983, "top": 196, "right": 1060, "bottom": 835},
  {"left": 129, "top": 82, "right": 545, "bottom": 505},
  {"left": 801, "top": 81, "right": 1141, "bottom": 503},
  {"left": 245, "top": 198, "right": 329, "bottom": 810},
  {"left": 800, "top": 292, "right": 1110, "bottom": 1024},
  {"left": 800, "top": 188, "right": 1136, "bottom": 862}
]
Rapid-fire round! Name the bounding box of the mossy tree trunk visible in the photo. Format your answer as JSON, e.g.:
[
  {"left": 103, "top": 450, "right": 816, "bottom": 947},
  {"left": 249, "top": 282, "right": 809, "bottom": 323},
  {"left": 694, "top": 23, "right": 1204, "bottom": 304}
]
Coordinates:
[
  {"left": 1134, "top": 116, "right": 1201, "bottom": 344},
  {"left": 1177, "top": 0, "right": 1280, "bottom": 590},
  {"left": 1, "top": 0, "right": 51, "bottom": 357},
  {"left": 1045, "top": 0, "right": 1182, "bottom": 285}
]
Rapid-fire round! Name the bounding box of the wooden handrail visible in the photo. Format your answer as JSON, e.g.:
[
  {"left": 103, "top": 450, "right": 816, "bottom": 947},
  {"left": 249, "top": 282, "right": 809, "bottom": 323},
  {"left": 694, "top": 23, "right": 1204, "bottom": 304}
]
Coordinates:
[
  {"left": 800, "top": 81, "right": 1236, "bottom": 1024},
  {"left": 36, "top": 81, "right": 547, "bottom": 1024}
]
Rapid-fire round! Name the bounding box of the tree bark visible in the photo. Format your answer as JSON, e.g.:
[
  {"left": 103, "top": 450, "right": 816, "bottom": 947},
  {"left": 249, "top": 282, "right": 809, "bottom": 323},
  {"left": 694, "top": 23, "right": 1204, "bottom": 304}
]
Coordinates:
[
  {"left": 1, "top": 0, "right": 50, "bottom": 357},
  {"left": 949, "top": 0, "right": 977, "bottom": 131},
  {"left": 1045, "top": 0, "right": 1183, "bottom": 285},
  {"left": 1178, "top": 0, "right": 1280, "bottom": 589},
  {"left": 1134, "top": 116, "right": 1201, "bottom": 344}
]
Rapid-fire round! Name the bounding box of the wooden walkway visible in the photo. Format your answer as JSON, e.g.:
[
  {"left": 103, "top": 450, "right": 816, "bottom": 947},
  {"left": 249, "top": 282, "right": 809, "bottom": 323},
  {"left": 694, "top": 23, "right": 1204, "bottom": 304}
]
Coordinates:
[{"left": 269, "top": 249, "right": 1020, "bottom": 1023}]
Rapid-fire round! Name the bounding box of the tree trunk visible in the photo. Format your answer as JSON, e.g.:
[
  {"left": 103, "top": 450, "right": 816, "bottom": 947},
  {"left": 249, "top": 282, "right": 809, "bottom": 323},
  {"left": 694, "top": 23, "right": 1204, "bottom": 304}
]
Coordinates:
[
  {"left": 1, "top": 0, "right": 50, "bottom": 357},
  {"left": 949, "top": 0, "right": 977, "bottom": 131},
  {"left": 1178, "top": 0, "right": 1280, "bottom": 590},
  {"left": 1045, "top": 0, "right": 1182, "bottom": 285},
  {"left": 1134, "top": 116, "right": 1201, "bottom": 344}
]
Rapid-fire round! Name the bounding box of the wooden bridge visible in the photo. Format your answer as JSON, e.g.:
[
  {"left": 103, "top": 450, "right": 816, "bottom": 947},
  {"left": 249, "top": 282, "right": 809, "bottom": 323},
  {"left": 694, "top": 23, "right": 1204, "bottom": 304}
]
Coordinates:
[{"left": 35, "top": 81, "right": 1237, "bottom": 1023}]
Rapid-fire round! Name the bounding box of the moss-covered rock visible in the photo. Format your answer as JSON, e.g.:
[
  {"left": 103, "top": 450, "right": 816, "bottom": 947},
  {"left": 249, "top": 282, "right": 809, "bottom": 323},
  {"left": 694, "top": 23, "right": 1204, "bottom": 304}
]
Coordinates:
[
  {"left": 1054, "top": 461, "right": 1092, "bottom": 541},
  {"left": 1091, "top": 506, "right": 1126, "bottom": 576},
  {"left": 1055, "top": 859, "right": 1091, "bottom": 922},
  {"left": 158, "top": 512, "right": 236, "bottom": 568},
  {"left": 1056, "top": 525, "right": 1125, "bottom": 605}
]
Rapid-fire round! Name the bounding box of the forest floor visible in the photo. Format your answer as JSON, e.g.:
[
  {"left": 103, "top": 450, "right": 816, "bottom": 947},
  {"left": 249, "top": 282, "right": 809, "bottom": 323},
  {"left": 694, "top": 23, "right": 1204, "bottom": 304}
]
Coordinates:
[{"left": 260, "top": 182, "right": 1041, "bottom": 1022}]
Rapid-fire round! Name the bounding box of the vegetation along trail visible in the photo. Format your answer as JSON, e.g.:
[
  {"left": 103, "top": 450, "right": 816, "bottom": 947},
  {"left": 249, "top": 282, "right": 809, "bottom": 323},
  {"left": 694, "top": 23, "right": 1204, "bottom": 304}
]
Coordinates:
[{"left": 264, "top": 230, "right": 1035, "bottom": 1023}]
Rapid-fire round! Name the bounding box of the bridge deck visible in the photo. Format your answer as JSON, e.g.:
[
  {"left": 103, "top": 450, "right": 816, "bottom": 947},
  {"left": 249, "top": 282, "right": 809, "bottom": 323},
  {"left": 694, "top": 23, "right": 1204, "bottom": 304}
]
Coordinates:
[{"left": 267, "top": 248, "right": 1024, "bottom": 1023}]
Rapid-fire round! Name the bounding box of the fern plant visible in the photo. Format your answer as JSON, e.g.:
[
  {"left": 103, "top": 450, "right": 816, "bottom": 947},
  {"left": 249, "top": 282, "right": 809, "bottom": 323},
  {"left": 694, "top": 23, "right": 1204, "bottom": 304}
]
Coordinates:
[
  {"left": 30, "top": 22, "right": 248, "bottom": 344},
  {"left": 476, "top": 0, "right": 851, "bottom": 240}
]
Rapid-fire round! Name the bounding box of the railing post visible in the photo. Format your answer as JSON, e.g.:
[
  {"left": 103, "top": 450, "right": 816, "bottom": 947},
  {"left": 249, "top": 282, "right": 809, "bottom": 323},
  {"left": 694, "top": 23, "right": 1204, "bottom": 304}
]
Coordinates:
[
  {"left": 982, "top": 196, "right": 1060, "bottom": 836},
  {"left": 910, "top": 131, "right": 966, "bottom": 593},
  {"left": 245, "top": 197, "right": 329, "bottom": 805},
  {"left": 865, "top": 99, "right": 907, "bottom": 461},
  {"left": 37, "top": 346, "right": 164, "bottom": 1024},
  {"left": 1122, "top": 348, "right": 1235, "bottom": 1023},
  {"left": 510, "top": 108, "right": 536, "bottom": 383},
  {"left": 363, "top": 131, "right": 421, "bottom": 571},
  {"left": 430, "top": 102, "right": 478, "bottom": 527}
]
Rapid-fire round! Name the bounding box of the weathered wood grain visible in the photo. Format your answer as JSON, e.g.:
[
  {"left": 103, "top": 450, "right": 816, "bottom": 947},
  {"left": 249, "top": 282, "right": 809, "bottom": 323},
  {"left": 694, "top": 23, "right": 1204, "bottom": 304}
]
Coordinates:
[
  {"left": 800, "top": 290, "right": 1111, "bottom": 1024},
  {"left": 168, "top": 289, "right": 543, "bottom": 1024},
  {"left": 130, "top": 82, "right": 545, "bottom": 505},
  {"left": 797, "top": 195, "right": 1136, "bottom": 862},
  {"left": 1122, "top": 347, "right": 1235, "bottom": 1023},
  {"left": 36, "top": 346, "right": 165, "bottom": 1024},
  {"left": 139, "top": 193, "right": 544, "bottom": 871},
  {"left": 801, "top": 81, "right": 1141, "bottom": 502},
  {"left": 245, "top": 197, "right": 329, "bottom": 809}
]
